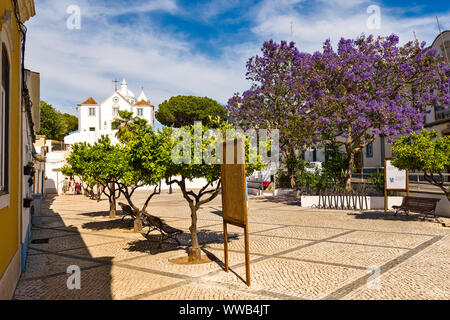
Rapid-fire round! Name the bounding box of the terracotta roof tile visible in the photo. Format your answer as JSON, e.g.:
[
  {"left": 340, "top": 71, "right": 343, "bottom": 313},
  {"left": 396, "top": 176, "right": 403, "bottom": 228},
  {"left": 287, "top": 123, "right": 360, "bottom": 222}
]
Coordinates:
[
  {"left": 80, "top": 97, "right": 98, "bottom": 105},
  {"left": 134, "top": 99, "right": 150, "bottom": 106}
]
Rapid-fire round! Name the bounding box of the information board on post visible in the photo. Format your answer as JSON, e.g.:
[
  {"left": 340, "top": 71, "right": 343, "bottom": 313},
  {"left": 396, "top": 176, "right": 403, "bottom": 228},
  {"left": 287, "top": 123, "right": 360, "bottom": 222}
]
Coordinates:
[
  {"left": 221, "top": 138, "right": 250, "bottom": 286},
  {"left": 384, "top": 158, "right": 409, "bottom": 211}
]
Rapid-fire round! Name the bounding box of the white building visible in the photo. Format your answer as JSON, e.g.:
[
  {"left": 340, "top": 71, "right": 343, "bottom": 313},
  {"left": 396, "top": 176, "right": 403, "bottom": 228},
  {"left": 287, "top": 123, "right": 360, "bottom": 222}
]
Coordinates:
[
  {"left": 43, "top": 140, "right": 68, "bottom": 195},
  {"left": 64, "top": 79, "right": 155, "bottom": 145}
]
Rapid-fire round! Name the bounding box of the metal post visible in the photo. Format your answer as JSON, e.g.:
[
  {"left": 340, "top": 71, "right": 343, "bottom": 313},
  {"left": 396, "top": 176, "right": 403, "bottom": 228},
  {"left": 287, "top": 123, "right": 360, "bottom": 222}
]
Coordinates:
[
  {"left": 244, "top": 224, "right": 250, "bottom": 287},
  {"left": 271, "top": 174, "right": 276, "bottom": 197},
  {"left": 223, "top": 221, "right": 229, "bottom": 273},
  {"left": 384, "top": 159, "right": 387, "bottom": 212}
]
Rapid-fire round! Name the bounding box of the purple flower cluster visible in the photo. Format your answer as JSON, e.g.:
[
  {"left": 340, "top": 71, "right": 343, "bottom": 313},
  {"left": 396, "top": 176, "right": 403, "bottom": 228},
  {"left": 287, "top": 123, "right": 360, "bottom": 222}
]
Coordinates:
[{"left": 227, "top": 34, "right": 450, "bottom": 156}]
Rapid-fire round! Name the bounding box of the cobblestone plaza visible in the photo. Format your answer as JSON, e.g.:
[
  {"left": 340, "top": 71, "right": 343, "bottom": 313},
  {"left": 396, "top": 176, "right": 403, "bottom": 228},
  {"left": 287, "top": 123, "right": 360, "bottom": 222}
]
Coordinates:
[{"left": 14, "top": 191, "right": 450, "bottom": 300}]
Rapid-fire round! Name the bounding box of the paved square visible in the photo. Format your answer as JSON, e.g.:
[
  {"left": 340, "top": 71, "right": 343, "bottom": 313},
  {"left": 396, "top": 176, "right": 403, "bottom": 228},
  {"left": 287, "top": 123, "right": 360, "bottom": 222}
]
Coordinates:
[{"left": 13, "top": 191, "right": 450, "bottom": 300}]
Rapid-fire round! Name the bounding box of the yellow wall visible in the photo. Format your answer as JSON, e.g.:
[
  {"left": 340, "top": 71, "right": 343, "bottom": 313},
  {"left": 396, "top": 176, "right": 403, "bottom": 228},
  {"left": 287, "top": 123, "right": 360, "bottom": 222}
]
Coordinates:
[{"left": 0, "top": 0, "right": 23, "bottom": 278}]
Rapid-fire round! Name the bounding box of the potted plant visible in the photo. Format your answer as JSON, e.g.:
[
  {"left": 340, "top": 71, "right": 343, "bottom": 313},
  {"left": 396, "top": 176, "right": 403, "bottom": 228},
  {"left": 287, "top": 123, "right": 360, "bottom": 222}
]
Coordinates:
[
  {"left": 23, "top": 197, "right": 33, "bottom": 208},
  {"left": 24, "top": 162, "right": 34, "bottom": 175}
]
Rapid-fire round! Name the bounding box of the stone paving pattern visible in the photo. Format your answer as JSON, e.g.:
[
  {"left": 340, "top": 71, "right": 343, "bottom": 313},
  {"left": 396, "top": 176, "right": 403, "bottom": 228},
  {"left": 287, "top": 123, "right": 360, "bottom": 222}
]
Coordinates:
[{"left": 13, "top": 191, "right": 450, "bottom": 300}]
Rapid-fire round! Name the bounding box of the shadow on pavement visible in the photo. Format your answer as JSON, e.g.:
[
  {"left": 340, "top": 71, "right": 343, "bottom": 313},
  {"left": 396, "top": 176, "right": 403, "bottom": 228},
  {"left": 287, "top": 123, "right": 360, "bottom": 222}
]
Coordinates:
[
  {"left": 257, "top": 193, "right": 301, "bottom": 206},
  {"left": 125, "top": 229, "right": 239, "bottom": 256},
  {"left": 80, "top": 210, "right": 125, "bottom": 218},
  {"left": 13, "top": 195, "right": 114, "bottom": 300},
  {"left": 348, "top": 211, "right": 438, "bottom": 223},
  {"left": 81, "top": 218, "right": 130, "bottom": 231}
]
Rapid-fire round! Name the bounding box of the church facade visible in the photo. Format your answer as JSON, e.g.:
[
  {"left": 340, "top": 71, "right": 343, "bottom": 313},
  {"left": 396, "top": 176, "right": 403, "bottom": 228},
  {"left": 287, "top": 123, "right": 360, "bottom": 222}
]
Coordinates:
[{"left": 64, "top": 79, "right": 154, "bottom": 145}]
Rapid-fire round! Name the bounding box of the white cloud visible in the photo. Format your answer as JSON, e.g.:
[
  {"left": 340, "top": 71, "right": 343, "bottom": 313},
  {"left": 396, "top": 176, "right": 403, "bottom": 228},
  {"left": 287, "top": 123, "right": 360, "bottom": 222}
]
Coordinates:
[
  {"left": 24, "top": 0, "right": 450, "bottom": 124},
  {"left": 25, "top": 0, "right": 249, "bottom": 119},
  {"left": 251, "top": 0, "right": 450, "bottom": 52}
]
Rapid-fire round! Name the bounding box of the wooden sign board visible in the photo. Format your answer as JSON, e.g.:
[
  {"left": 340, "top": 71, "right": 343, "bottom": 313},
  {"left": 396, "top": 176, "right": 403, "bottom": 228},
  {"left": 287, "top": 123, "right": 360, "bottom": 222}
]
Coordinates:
[
  {"left": 221, "top": 138, "right": 250, "bottom": 286},
  {"left": 221, "top": 139, "right": 247, "bottom": 226},
  {"left": 384, "top": 158, "right": 409, "bottom": 211}
]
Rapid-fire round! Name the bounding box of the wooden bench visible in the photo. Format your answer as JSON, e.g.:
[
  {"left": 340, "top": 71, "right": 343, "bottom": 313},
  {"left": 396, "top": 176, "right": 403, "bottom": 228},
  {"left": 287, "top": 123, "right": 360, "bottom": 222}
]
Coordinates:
[
  {"left": 392, "top": 196, "right": 441, "bottom": 217},
  {"left": 118, "top": 202, "right": 137, "bottom": 225},
  {"left": 142, "top": 212, "right": 183, "bottom": 248}
]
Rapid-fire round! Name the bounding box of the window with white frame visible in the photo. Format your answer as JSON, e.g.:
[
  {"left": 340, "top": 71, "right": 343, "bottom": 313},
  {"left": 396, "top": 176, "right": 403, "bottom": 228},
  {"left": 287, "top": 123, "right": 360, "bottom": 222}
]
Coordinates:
[
  {"left": 89, "top": 107, "right": 96, "bottom": 116},
  {"left": 137, "top": 108, "right": 143, "bottom": 116},
  {"left": 112, "top": 106, "right": 119, "bottom": 116},
  {"left": 1, "top": 45, "right": 10, "bottom": 194}
]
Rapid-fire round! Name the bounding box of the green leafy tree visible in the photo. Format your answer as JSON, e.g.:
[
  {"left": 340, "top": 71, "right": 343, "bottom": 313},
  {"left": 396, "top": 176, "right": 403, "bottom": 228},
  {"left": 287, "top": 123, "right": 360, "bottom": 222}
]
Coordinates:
[
  {"left": 115, "top": 114, "right": 172, "bottom": 232},
  {"left": 66, "top": 137, "right": 125, "bottom": 217},
  {"left": 392, "top": 130, "right": 450, "bottom": 201},
  {"left": 88, "top": 136, "right": 125, "bottom": 217},
  {"left": 38, "top": 101, "right": 67, "bottom": 140},
  {"left": 156, "top": 95, "right": 226, "bottom": 127},
  {"left": 322, "top": 142, "right": 348, "bottom": 188},
  {"left": 164, "top": 117, "right": 263, "bottom": 261},
  {"left": 295, "top": 167, "right": 329, "bottom": 195},
  {"left": 62, "top": 113, "right": 78, "bottom": 134},
  {"left": 367, "top": 171, "right": 386, "bottom": 195},
  {"left": 60, "top": 165, "right": 75, "bottom": 179},
  {"left": 112, "top": 110, "right": 148, "bottom": 144},
  {"left": 65, "top": 142, "right": 98, "bottom": 198},
  {"left": 65, "top": 142, "right": 91, "bottom": 181}
]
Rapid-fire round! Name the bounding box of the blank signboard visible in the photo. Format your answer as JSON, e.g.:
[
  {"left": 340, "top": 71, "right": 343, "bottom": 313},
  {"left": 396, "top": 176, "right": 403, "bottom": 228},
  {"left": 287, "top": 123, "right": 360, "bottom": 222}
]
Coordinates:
[{"left": 221, "top": 138, "right": 247, "bottom": 227}]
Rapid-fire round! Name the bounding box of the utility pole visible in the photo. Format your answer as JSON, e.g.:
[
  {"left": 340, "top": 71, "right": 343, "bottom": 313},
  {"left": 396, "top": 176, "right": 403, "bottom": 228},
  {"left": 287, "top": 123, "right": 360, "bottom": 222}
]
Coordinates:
[{"left": 290, "top": 21, "right": 294, "bottom": 42}]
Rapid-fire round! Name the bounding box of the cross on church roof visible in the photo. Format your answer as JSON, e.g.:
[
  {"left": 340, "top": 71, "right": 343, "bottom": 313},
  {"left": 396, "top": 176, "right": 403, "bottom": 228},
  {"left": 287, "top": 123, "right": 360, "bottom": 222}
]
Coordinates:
[{"left": 112, "top": 79, "right": 120, "bottom": 91}]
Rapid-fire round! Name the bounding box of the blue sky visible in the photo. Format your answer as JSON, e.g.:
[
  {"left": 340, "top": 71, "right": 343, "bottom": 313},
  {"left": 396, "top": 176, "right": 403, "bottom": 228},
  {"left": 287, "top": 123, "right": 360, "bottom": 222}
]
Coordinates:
[{"left": 25, "top": 0, "right": 450, "bottom": 128}]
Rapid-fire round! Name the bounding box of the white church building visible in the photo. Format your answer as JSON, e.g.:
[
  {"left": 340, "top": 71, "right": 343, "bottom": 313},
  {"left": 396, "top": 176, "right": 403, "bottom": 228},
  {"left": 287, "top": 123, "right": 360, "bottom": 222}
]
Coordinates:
[{"left": 64, "top": 79, "right": 154, "bottom": 145}]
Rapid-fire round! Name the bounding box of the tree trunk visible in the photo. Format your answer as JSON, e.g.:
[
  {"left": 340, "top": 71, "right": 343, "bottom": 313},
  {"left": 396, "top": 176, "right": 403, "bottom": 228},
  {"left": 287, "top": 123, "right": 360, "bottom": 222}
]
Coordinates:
[
  {"left": 109, "top": 197, "right": 116, "bottom": 218},
  {"left": 188, "top": 205, "right": 201, "bottom": 261},
  {"left": 109, "top": 182, "right": 116, "bottom": 218},
  {"left": 133, "top": 186, "right": 159, "bottom": 233},
  {"left": 344, "top": 150, "right": 355, "bottom": 193},
  {"left": 133, "top": 213, "right": 143, "bottom": 232},
  {"left": 121, "top": 189, "right": 143, "bottom": 232},
  {"left": 97, "top": 183, "right": 101, "bottom": 202},
  {"left": 286, "top": 147, "right": 297, "bottom": 189}
]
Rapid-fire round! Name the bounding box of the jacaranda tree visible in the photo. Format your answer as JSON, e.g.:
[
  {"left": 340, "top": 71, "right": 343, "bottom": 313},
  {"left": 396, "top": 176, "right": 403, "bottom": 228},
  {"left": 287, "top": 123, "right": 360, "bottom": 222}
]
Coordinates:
[
  {"left": 227, "top": 40, "right": 321, "bottom": 188},
  {"left": 311, "top": 35, "right": 449, "bottom": 191},
  {"left": 229, "top": 35, "right": 450, "bottom": 191}
]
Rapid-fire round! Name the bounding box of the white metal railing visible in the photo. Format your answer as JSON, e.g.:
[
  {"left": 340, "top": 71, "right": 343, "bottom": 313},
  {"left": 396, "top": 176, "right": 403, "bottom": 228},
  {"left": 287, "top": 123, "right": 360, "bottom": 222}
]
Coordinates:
[
  {"left": 351, "top": 168, "right": 449, "bottom": 194},
  {"left": 408, "top": 172, "right": 450, "bottom": 193}
]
